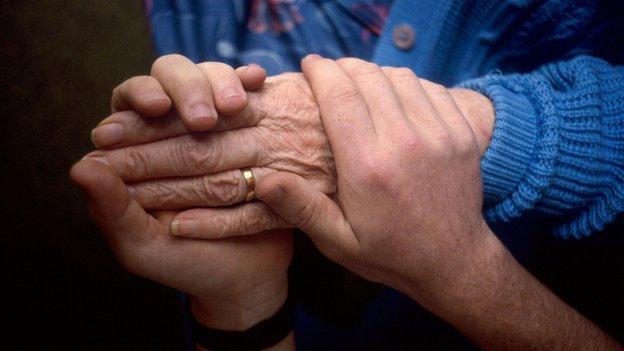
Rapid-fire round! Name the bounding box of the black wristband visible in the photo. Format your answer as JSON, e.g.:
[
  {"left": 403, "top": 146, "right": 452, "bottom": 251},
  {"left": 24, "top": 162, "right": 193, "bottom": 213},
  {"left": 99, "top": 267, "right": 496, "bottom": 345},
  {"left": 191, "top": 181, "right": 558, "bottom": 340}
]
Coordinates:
[{"left": 190, "top": 293, "right": 295, "bottom": 351}]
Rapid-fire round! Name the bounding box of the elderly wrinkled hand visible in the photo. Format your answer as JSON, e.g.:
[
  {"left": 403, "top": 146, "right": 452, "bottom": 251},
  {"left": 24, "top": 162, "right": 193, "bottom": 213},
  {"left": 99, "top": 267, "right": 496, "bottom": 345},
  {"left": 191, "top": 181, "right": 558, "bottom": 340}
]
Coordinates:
[
  {"left": 87, "top": 57, "right": 493, "bottom": 239},
  {"left": 89, "top": 71, "right": 335, "bottom": 238}
]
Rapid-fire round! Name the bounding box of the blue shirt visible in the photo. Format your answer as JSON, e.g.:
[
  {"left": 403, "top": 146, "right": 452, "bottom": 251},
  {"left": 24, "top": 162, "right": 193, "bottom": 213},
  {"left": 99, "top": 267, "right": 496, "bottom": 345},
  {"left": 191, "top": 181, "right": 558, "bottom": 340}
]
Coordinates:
[{"left": 145, "top": 0, "right": 394, "bottom": 74}]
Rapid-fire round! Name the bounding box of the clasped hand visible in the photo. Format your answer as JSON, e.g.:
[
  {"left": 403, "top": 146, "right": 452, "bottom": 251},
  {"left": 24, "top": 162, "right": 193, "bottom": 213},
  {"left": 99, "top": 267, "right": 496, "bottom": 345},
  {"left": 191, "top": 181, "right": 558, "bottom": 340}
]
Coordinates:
[{"left": 71, "top": 53, "right": 497, "bottom": 331}]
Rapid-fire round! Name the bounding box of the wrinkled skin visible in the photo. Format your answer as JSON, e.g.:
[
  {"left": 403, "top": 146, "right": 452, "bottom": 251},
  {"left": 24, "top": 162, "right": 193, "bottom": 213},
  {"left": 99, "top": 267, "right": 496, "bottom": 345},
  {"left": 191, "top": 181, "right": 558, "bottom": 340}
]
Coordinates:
[
  {"left": 91, "top": 71, "right": 492, "bottom": 238},
  {"left": 251, "top": 74, "right": 336, "bottom": 195},
  {"left": 90, "top": 73, "right": 337, "bottom": 237}
]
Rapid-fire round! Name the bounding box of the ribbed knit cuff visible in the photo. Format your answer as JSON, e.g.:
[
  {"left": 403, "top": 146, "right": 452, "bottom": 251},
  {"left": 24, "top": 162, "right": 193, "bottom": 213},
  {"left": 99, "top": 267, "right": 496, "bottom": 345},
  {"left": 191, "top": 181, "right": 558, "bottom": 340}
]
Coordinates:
[
  {"left": 535, "top": 59, "right": 624, "bottom": 238},
  {"left": 459, "top": 73, "right": 541, "bottom": 221},
  {"left": 460, "top": 57, "right": 624, "bottom": 238}
]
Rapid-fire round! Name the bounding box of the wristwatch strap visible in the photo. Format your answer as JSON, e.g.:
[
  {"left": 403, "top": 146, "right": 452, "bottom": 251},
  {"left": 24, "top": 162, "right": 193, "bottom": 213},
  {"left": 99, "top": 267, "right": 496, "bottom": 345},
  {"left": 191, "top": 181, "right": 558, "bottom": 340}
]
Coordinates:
[{"left": 190, "top": 293, "right": 295, "bottom": 351}]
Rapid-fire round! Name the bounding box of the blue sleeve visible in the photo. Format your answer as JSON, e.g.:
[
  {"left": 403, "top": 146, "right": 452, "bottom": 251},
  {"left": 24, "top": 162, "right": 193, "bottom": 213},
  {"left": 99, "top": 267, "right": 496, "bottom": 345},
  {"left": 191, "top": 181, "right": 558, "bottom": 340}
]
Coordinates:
[{"left": 459, "top": 56, "right": 624, "bottom": 239}]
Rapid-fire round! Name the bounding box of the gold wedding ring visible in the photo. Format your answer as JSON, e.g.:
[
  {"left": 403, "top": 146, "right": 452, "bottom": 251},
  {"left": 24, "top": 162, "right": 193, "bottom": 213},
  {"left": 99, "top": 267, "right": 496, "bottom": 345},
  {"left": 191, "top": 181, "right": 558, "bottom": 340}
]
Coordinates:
[{"left": 242, "top": 167, "right": 255, "bottom": 202}]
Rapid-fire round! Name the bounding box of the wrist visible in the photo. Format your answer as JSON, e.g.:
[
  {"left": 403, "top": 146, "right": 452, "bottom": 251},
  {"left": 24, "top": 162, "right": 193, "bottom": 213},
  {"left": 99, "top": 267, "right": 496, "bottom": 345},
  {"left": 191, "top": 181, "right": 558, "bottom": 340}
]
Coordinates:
[
  {"left": 190, "top": 273, "right": 289, "bottom": 331},
  {"left": 404, "top": 221, "right": 507, "bottom": 316}
]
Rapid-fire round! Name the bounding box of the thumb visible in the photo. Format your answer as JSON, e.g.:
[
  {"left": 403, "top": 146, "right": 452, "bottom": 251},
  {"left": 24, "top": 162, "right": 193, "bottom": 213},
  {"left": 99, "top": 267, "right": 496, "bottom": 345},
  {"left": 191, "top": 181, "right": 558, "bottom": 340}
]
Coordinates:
[
  {"left": 69, "top": 157, "right": 157, "bottom": 246},
  {"left": 255, "top": 172, "right": 359, "bottom": 260}
]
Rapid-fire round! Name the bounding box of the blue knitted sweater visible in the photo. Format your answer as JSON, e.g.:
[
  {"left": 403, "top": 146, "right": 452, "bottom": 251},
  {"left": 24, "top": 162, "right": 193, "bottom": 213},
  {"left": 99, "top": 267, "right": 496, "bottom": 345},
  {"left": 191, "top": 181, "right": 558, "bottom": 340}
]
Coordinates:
[{"left": 146, "top": 0, "right": 624, "bottom": 239}]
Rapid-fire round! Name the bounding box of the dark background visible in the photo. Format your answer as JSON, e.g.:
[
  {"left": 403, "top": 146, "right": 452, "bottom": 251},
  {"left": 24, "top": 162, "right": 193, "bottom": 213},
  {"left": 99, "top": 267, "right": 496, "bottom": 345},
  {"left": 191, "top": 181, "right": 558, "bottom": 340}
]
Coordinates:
[
  {"left": 1, "top": 1, "right": 622, "bottom": 350},
  {"left": 2, "top": 1, "right": 185, "bottom": 349}
]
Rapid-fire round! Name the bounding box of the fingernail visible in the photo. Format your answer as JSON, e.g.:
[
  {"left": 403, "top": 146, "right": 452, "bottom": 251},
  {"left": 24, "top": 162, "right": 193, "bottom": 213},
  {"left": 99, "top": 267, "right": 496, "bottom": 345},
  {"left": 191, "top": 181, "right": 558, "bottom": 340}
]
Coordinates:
[
  {"left": 171, "top": 219, "right": 197, "bottom": 236},
  {"left": 141, "top": 90, "right": 169, "bottom": 104},
  {"left": 303, "top": 54, "right": 322, "bottom": 62},
  {"left": 82, "top": 151, "right": 110, "bottom": 166},
  {"left": 189, "top": 103, "right": 217, "bottom": 124},
  {"left": 91, "top": 123, "right": 123, "bottom": 148},
  {"left": 221, "top": 88, "right": 244, "bottom": 101},
  {"left": 248, "top": 63, "right": 263, "bottom": 70}
]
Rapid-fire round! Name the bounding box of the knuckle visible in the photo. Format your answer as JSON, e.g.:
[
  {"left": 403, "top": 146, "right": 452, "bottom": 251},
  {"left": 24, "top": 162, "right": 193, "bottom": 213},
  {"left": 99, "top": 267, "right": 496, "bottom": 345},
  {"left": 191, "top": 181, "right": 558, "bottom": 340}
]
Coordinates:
[
  {"left": 388, "top": 67, "right": 418, "bottom": 81},
  {"left": 355, "top": 154, "right": 393, "bottom": 189},
  {"left": 397, "top": 130, "right": 423, "bottom": 151},
  {"left": 123, "top": 148, "right": 149, "bottom": 179},
  {"left": 255, "top": 73, "right": 318, "bottom": 130},
  {"left": 454, "top": 131, "right": 478, "bottom": 157},
  {"left": 424, "top": 81, "right": 449, "bottom": 97},
  {"left": 367, "top": 167, "right": 393, "bottom": 190},
  {"left": 151, "top": 54, "right": 184, "bottom": 75},
  {"left": 270, "top": 76, "right": 314, "bottom": 109},
  {"left": 428, "top": 129, "right": 450, "bottom": 147},
  {"left": 179, "top": 136, "right": 218, "bottom": 172},
  {"left": 239, "top": 205, "right": 270, "bottom": 234},
  {"left": 352, "top": 156, "right": 377, "bottom": 183},
  {"left": 198, "top": 172, "right": 242, "bottom": 205},
  {"left": 196, "top": 61, "right": 215, "bottom": 70},
  {"left": 427, "top": 132, "right": 455, "bottom": 159},
  {"left": 128, "top": 75, "right": 157, "bottom": 91},
  {"left": 350, "top": 61, "right": 383, "bottom": 78},
  {"left": 325, "top": 84, "right": 359, "bottom": 103},
  {"left": 197, "top": 61, "right": 231, "bottom": 72},
  {"left": 335, "top": 57, "right": 360, "bottom": 66},
  {"left": 152, "top": 185, "right": 177, "bottom": 208},
  {"left": 335, "top": 57, "right": 363, "bottom": 71}
]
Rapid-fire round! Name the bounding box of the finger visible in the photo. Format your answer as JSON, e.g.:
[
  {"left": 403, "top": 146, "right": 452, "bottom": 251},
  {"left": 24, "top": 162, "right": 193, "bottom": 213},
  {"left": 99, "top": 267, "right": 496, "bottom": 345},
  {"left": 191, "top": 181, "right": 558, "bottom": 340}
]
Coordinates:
[
  {"left": 128, "top": 167, "right": 273, "bottom": 210},
  {"left": 337, "top": 59, "right": 409, "bottom": 134},
  {"left": 151, "top": 54, "right": 218, "bottom": 131},
  {"left": 381, "top": 67, "right": 444, "bottom": 132},
  {"left": 197, "top": 62, "right": 248, "bottom": 116},
  {"left": 91, "top": 90, "right": 270, "bottom": 149},
  {"left": 111, "top": 75, "right": 172, "bottom": 116},
  {"left": 91, "top": 110, "right": 187, "bottom": 149},
  {"left": 301, "top": 54, "right": 374, "bottom": 164},
  {"left": 236, "top": 63, "right": 267, "bottom": 91},
  {"left": 255, "top": 171, "right": 359, "bottom": 263},
  {"left": 92, "top": 129, "right": 265, "bottom": 182},
  {"left": 170, "top": 202, "right": 289, "bottom": 238},
  {"left": 419, "top": 79, "right": 474, "bottom": 137},
  {"left": 69, "top": 157, "right": 160, "bottom": 248}
]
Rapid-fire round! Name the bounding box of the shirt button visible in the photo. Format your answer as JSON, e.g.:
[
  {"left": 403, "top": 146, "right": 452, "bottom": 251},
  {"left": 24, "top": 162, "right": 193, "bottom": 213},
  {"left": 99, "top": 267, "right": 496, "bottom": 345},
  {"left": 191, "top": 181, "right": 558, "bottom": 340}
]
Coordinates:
[{"left": 392, "top": 24, "right": 416, "bottom": 51}]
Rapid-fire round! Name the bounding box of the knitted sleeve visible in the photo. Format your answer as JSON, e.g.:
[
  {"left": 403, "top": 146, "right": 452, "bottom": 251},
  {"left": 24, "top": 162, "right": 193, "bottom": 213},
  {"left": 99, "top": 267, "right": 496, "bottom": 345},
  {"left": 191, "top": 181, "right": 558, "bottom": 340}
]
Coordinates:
[{"left": 459, "top": 56, "right": 624, "bottom": 239}]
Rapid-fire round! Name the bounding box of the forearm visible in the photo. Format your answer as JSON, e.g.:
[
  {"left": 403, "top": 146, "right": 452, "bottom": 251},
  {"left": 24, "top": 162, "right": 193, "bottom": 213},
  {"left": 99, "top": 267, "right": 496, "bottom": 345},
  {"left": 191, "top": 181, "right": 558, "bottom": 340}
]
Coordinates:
[{"left": 406, "top": 229, "right": 619, "bottom": 350}]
